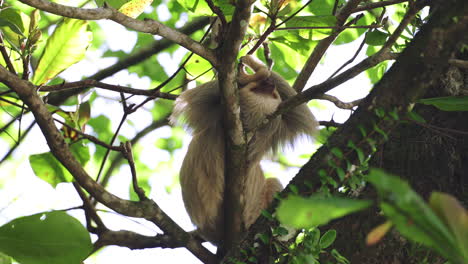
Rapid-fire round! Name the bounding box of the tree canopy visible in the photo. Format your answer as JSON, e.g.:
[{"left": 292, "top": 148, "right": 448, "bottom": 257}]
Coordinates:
[{"left": 0, "top": 0, "right": 467, "bottom": 263}]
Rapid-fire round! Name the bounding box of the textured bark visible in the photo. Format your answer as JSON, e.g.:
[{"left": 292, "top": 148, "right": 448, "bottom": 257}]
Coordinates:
[{"left": 326, "top": 53, "right": 468, "bottom": 264}]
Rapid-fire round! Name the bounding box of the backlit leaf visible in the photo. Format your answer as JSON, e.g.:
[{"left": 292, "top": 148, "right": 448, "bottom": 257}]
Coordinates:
[
  {"left": 0, "top": 211, "right": 92, "bottom": 264},
  {"left": 33, "top": 18, "right": 92, "bottom": 85}
]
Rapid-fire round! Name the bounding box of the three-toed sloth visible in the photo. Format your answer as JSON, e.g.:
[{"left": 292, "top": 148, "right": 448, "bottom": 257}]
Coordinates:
[{"left": 170, "top": 55, "right": 318, "bottom": 245}]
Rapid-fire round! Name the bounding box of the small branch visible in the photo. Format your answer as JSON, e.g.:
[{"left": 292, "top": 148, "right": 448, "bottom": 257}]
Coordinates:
[
  {"left": 449, "top": 59, "right": 468, "bottom": 69},
  {"left": 46, "top": 17, "right": 210, "bottom": 107},
  {"left": 328, "top": 36, "right": 366, "bottom": 79},
  {"left": 100, "top": 115, "right": 169, "bottom": 188},
  {"left": 353, "top": 0, "right": 409, "bottom": 13},
  {"left": 18, "top": 0, "right": 217, "bottom": 66},
  {"left": 248, "top": 0, "right": 314, "bottom": 54},
  {"left": 95, "top": 99, "right": 129, "bottom": 182},
  {"left": 1, "top": 66, "right": 217, "bottom": 264},
  {"left": 73, "top": 182, "right": 107, "bottom": 233},
  {"left": 266, "top": 50, "right": 398, "bottom": 126},
  {"left": 0, "top": 120, "right": 35, "bottom": 164},
  {"left": 53, "top": 118, "right": 123, "bottom": 151},
  {"left": 205, "top": 0, "right": 227, "bottom": 26},
  {"left": 122, "top": 141, "right": 147, "bottom": 201},
  {"left": 94, "top": 230, "right": 184, "bottom": 251},
  {"left": 293, "top": 0, "right": 364, "bottom": 92},
  {"left": 319, "top": 120, "right": 343, "bottom": 127},
  {"left": 276, "top": 24, "right": 382, "bottom": 30},
  {"left": 316, "top": 94, "right": 363, "bottom": 109},
  {"left": 0, "top": 33, "right": 17, "bottom": 75},
  {"left": 40, "top": 80, "right": 177, "bottom": 100}
]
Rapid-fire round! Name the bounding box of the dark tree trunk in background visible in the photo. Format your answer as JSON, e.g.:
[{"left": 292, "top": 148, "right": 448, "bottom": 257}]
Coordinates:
[{"left": 328, "top": 52, "right": 468, "bottom": 263}]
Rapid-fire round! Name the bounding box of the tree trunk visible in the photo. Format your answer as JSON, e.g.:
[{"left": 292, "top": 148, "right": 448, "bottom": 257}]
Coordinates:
[{"left": 329, "top": 52, "right": 468, "bottom": 264}]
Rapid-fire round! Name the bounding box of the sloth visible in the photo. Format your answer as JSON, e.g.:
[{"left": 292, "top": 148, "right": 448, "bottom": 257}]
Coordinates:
[{"left": 170, "top": 55, "right": 318, "bottom": 245}]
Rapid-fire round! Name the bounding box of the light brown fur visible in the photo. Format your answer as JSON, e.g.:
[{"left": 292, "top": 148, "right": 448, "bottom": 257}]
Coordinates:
[{"left": 170, "top": 55, "right": 318, "bottom": 245}]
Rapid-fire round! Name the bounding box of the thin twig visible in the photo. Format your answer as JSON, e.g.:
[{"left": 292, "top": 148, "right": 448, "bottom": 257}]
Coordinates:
[
  {"left": 316, "top": 94, "right": 363, "bottom": 109},
  {"left": 205, "top": 0, "right": 227, "bottom": 26},
  {"left": 276, "top": 24, "right": 382, "bottom": 30},
  {"left": 293, "top": 0, "right": 364, "bottom": 92},
  {"left": 0, "top": 33, "right": 17, "bottom": 75},
  {"left": 353, "top": 0, "right": 409, "bottom": 13},
  {"left": 328, "top": 36, "right": 366, "bottom": 79},
  {"left": 73, "top": 181, "right": 107, "bottom": 233},
  {"left": 40, "top": 80, "right": 177, "bottom": 100},
  {"left": 0, "top": 120, "right": 35, "bottom": 163},
  {"left": 53, "top": 118, "right": 123, "bottom": 151},
  {"left": 95, "top": 108, "right": 128, "bottom": 182},
  {"left": 319, "top": 120, "right": 342, "bottom": 127},
  {"left": 122, "top": 141, "right": 147, "bottom": 201}
]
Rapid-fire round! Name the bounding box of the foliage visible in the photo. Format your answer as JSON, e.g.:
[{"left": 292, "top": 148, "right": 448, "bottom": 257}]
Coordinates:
[{"left": 0, "top": 0, "right": 466, "bottom": 263}]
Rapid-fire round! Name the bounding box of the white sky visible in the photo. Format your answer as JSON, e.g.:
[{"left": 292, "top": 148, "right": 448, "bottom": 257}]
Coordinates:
[{"left": 0, "top": 4, "right": 373, "bottom": 264}]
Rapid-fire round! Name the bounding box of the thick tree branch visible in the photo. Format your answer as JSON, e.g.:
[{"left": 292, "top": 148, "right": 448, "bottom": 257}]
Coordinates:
[
  {"left": 224, "top": 0, "right": 468, "bottom": 262},
  {"left": 0, "top": 68, "right": 216, "bottom": 264},
  {"left": 18, "top": 0, "right": 217, "bottom": 66},
  {"left": 94, "top": 230, "right": 186, "bottom": 250},
  {"left": 217, "top": 0, "right": 254, "bottom": 254}
]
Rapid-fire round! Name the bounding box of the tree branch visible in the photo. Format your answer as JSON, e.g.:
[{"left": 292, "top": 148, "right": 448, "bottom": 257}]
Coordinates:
[
  {"left": 224, "top": 0, "right": 468, "bottom": 261},
  {"left": 18, "top": 0, "right": 217, "bottom": 66},
  {"left": 41, "top": 80, "right": 177, "bottom": 100},
  {"left": 293, "top": 0, "right": 365, "bottom": 92},
  {"left": 216, "top": 0, "right": 254, "bottom": 254},
  {"left": 316, "top": 94, "right": 362, "bottom": 109},
  {"left": 0, "top": 68, "right": 217, "bottom": 264},
  {"left": 352, "top": 0, "right": 409, "bottom": 13}
]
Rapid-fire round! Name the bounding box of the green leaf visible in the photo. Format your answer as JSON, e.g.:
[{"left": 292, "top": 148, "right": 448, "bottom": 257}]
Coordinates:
[
  {"left": 277, "top": 195, "right": 372, "bottom": 228},
  {"left": 308, "top": 0, "right": 345, "bottom": 15},
  {"left": 33, "top": 18, "right": 92, "bottom": 85},
  {"left": 319, "top": 229, "right": 336, "bottom": 249},
  {"left": 28, "top": 143, "right": 90, "bottom": 187},
  {"left": 0, "top": 211, "right": 92, "bottom": 264},
  {"left": 119, "top": 0, "right": 153, "bottom": 18},
  {"left": 366, "top": 169, "right": 461, "bottom": 261},
  {"left": 335, "top": 12, "right": 373, "bottom": 45},
  {"left": 95, "top": 0, "right": 127, "bottom": 9},
  {"left": 406, "top": 111, "right": 426, "bottom": 123},
  {"left": 365, "top": 30, "right": 388, "bottom": 46},
  {"left": 418, "top": 96, "right": 468, "bottom": 111},
  {"left": 429, "top": 192, "right": 468, "bottom": 262},
  {"left": 0, "top": 252, "right": 12, "bottom": 264},
  {"left": 284, "top": 16, "right": 337, "bottom": 40}
]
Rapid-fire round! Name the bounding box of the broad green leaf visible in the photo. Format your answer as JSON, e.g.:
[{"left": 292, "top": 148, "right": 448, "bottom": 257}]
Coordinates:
[
  {"left": 33, "top": 18, "right": 92, "bottom": 85},
  {"left": 0, "top": 211, "right": 92, "bottom": 264},
  {"left": 367, "top": 169, "right": 460, "bottom": 260},
  {"left": 418, "top": 96, "right": 468, "bottom": 111},
  {"left": 184, "top": 53, "right": 214, "bottom": 84},
  {"left": 119, "top": 0, "right": 153, "bottom": 18},
  {"left": 277, "top": 195, "right": 372, "bottom": 228},
  {"left": 95, "top": 0, "right": 127, "bottom": 9},
  {"left": 335, "top": 12, "right": 372, "bottom": 45},
  {"left": 308, "top": 0, "right": 345, "bottom": 15},
  {"left": 28, "top": 143, "right": 90, "bottom": 187},
  {"left": 429, "top": 192, "right": 468, "bottom": 261},
  {"left": 0, "top": 252, "right": 11, "bottom": 264},
  {"left": 365, "top": 30, "right": 388, "bottom": 46},
  {"left": 319, "top": 229, "right": 336, "bottom": 249},
  {"left": 178, "top": 0, "right": 234, "bottom": 16},
  {"left": 283, "top": 16, "right": 337, "bottom": 40}
]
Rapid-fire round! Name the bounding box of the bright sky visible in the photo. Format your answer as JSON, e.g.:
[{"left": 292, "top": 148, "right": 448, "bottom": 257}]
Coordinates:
[{"left": 0, "top": 4, "right": 373, "bottom": 264}]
